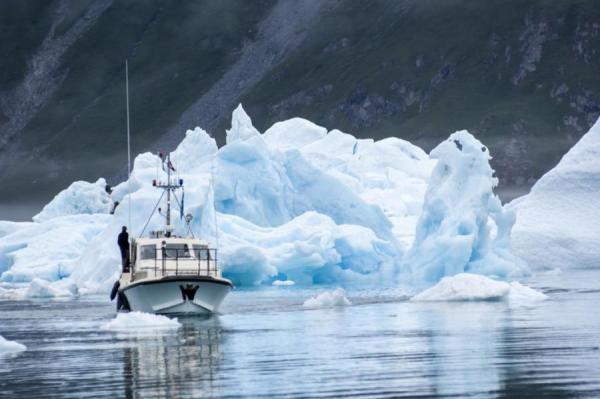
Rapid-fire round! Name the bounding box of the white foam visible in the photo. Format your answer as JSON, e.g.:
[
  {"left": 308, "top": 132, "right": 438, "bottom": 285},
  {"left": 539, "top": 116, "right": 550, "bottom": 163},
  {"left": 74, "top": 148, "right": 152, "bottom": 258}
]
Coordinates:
[
  {"left": 0, "top": 335, "right": 26, "bottom": 353},
  {"left": 100, "top": 311, "right": 181, "bottom": 332},
  {"left": 303, "top": 288, "right": 352, "bottom": 308}
]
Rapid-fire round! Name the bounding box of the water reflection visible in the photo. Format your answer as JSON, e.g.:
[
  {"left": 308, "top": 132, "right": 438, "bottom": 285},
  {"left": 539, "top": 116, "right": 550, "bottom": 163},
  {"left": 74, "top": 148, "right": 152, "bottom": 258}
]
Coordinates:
[
  {"left": 121, "top": 319, "right": 223, "bottom": 398},
  {"left": 1, "top": 273, "right": 600, "bottom": 398},
  {"left": 416, "top": 302, "right": 506, "bottom": 397}
]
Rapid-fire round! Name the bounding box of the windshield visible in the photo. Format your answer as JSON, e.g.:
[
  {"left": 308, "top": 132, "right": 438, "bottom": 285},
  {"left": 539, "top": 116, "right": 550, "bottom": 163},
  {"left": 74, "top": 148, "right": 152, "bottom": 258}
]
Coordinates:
[
  {"left": 160, "top": 244, "right": 192, "bottom": 258},
  {"left": 193, "top": 245, "right": 211, "bottom": 260}
]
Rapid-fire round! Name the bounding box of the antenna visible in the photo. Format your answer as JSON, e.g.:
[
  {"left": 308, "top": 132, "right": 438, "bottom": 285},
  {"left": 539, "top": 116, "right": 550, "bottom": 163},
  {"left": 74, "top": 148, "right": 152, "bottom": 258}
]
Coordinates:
[
  {"left": 126, "top": 60, "right": 132, "bottom": 235},
  {"left": 210, "top": 152, "right": 220, "bottom": 248}
]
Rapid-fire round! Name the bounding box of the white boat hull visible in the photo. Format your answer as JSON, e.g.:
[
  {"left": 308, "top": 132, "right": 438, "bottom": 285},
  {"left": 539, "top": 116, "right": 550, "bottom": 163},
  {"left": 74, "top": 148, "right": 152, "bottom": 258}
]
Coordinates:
[{"left": 120, "top": 276, "right": 232, "bottom": 315}]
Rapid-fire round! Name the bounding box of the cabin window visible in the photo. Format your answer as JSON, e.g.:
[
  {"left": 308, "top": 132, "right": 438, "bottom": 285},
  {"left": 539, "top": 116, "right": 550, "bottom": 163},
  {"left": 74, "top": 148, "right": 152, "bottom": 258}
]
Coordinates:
[
  {"left": 193, "top": 245, "right": 211, "bottom": 260},
  {"left": 140, "top": 245, "right": 156, "bottom": 260},
  {"left": 163, "top": 244, "right": 192, "bottom": 258}
]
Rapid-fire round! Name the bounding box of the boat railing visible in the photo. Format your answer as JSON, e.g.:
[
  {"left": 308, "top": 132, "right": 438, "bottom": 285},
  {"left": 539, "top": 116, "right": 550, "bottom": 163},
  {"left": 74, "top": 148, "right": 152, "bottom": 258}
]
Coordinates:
[{"left": 138, "top": 248, "right": 219, "bottom": 278}]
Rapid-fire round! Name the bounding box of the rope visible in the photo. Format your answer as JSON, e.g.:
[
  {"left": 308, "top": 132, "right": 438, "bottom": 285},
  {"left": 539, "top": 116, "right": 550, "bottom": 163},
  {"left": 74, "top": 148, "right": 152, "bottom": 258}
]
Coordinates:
[{"left": 138, "top": 190, "right": 165, "bottom": 238}]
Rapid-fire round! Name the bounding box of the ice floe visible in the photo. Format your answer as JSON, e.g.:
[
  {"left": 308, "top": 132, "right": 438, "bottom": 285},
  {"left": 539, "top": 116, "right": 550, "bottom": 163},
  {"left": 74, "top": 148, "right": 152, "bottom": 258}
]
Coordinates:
[
  {"left": 0, "top": 335, "right": 26, "bottom": 353},
  {"left": 303, "top": 288, "right": 352, "bottom": 308},
  {"left": 411, "top": 273, "right": 546, "bottom": 302}
]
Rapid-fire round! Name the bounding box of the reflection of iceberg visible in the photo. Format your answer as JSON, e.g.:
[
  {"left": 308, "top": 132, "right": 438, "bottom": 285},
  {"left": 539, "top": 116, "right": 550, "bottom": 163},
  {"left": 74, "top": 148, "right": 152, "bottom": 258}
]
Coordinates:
[
  {"left": 415, "top": 301, "right": 505, "bottom": 396},
  {"left": 122, "top": 323, "right": 222, "bottom": 398},
  {"left": 512, "top": 117, "right": 600, "bottom": 270}
]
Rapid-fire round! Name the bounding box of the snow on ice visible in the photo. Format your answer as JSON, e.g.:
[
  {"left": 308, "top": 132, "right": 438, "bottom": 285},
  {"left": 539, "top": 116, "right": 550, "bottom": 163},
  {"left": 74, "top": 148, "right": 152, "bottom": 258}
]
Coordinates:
[{"left": 0, "top": 104, "right": 539, "bottom": 298}]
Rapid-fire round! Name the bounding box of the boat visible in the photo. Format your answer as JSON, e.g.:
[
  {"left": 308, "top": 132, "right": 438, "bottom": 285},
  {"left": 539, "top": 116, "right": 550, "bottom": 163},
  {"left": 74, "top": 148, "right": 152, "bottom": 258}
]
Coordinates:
[
  {"left": 113, "top": 153, "right": 233, "bottom": 315},
  {"left": 112, "top": 60, "right": 232, "bottom": 315}
]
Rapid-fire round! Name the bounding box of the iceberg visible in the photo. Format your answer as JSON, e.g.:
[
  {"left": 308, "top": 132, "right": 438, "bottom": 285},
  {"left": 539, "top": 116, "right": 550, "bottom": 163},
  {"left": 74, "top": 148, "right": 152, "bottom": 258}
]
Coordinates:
[
  {"left": 411, "top": 273, "right": 546, "bottom": 302},
  {"left": 0, "top": 104, "right": 529, "bottom": 297},
  {"left": 511, "top": 117, "right": 600, "bottom": 270},
  {"left": 24, "top": 278, "right": 78, "bottom": 298},
  {"left": 33, "top": 178, "right": 113, "bottom": 222},
  {"left": 217, "top": 211, "right": 400, "bottom": 286},
  {"left": 405, "top": 131, "right": 527, "bottom": 285},
  {"left": 303, "top": 288, "right": 351, "bottom": 308},
  {"left": 0, "top": 335, "right": 26, "bottom": 353},
  {"left": 0, "top": 214, "right": 111, "bottom": 283}
]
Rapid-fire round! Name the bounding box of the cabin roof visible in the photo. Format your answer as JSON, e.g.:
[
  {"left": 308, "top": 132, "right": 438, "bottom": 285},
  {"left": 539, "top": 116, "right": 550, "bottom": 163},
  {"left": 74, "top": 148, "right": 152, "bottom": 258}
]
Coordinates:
[{"left": 135, "top": 237, "right": 210, "bottom": 246}]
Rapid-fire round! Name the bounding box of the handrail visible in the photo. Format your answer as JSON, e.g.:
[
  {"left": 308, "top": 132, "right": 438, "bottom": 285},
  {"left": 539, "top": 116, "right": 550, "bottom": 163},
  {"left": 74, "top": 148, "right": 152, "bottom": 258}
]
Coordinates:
[{"left": 135, "top": 247, "right": 219, "bottom": 278}]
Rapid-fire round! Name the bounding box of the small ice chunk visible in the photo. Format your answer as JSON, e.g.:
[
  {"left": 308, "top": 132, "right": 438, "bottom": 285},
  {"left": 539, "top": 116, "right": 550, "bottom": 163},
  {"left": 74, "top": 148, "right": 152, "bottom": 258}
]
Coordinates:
[
  {"left": 272, "top": 279, "right": 295, "bottom": 286},
  {"left": 0, "top": 335, "right": 26, "bottom": 353},
  {"left": 411, "top": 273, "right": 546, "bottom": 302},
  {"left": 411, "top": 273, "right": 509, "bottom": 301},
  {"left": 101, "top": 312, "right": 181, "bottom": 332},
  {"left": 303, "top": 288, "right": 351, "bottom": 308}
]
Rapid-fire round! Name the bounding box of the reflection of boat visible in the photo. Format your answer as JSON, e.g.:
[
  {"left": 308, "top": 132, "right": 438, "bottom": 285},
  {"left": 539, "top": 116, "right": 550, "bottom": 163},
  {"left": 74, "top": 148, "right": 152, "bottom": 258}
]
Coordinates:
[
  {"left": 122, "top": 324, "right": 222, "bottom": 397},
  {"left": 115, "top": 153, "right": 232, "bottom": 315}
]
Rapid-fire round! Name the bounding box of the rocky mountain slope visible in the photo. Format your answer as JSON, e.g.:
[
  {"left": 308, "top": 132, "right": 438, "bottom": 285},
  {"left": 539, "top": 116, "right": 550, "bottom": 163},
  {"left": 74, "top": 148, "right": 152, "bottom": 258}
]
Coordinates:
[{"left": 1, "top": 0, "right": 599, "bottom": 219}]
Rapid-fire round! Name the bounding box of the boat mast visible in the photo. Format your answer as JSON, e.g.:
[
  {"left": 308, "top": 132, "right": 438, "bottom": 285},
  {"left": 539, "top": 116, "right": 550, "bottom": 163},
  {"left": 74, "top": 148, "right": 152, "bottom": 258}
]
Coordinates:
[
  {"left": 125, "top": 59, "right": 132, "bottom": 236},
  {"left": 166, "top": 154, "right": 171, "bottom": 229}
]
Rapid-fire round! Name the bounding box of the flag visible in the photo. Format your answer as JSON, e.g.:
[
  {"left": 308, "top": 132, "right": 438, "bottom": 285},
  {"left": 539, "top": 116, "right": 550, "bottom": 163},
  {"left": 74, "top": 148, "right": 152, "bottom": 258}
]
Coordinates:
[{"left": 167, "top": 159, "right": 176, "bottom": 172}]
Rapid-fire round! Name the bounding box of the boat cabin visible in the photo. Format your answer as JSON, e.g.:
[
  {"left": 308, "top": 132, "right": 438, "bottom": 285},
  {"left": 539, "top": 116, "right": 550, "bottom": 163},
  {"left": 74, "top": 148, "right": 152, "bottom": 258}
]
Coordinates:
[{"left": 130, "top": 237, "right": 220, "bottom": 281}]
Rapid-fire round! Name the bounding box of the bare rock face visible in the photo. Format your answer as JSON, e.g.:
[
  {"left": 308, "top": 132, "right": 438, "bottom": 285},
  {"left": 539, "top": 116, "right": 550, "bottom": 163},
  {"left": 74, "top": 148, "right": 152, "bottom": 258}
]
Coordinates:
[
  {"left": 512, "top": 14, "right": 549, "bottom": 86},
  {"left": 0, "top": 0, "right": 113, "bottom": 150}
]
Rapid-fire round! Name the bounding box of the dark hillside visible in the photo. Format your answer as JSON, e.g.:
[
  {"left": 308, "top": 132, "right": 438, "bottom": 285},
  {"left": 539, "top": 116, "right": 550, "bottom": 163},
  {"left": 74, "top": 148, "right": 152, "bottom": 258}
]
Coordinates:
[{"left": 1, "top": 0, "right": 599, "bottom": 219}]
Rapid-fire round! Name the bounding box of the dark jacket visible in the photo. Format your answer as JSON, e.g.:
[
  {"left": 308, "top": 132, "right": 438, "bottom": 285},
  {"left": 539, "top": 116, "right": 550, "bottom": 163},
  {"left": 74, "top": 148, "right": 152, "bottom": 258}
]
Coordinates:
[{"left": 118, "top": 231, "right": 129, "bottom": 250}]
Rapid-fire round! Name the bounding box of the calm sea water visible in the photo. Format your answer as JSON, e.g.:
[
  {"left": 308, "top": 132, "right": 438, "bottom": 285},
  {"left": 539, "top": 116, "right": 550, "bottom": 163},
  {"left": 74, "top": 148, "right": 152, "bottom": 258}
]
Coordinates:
[{"left": 1, "top": 270, "right": 600, "bottom": 398}]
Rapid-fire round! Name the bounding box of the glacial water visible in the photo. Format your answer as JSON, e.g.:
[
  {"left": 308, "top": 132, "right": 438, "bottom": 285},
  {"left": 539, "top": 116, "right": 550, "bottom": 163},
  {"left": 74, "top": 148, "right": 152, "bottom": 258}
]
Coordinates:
[{"left": 1, "top": 269, "right": 600, "bottom": 398}]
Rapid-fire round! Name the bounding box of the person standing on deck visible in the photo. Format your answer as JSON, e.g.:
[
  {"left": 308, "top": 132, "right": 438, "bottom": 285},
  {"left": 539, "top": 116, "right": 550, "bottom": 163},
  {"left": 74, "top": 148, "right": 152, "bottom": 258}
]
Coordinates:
[{"left": 117, "top": 226, "right": 130, "bottom": 272}]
